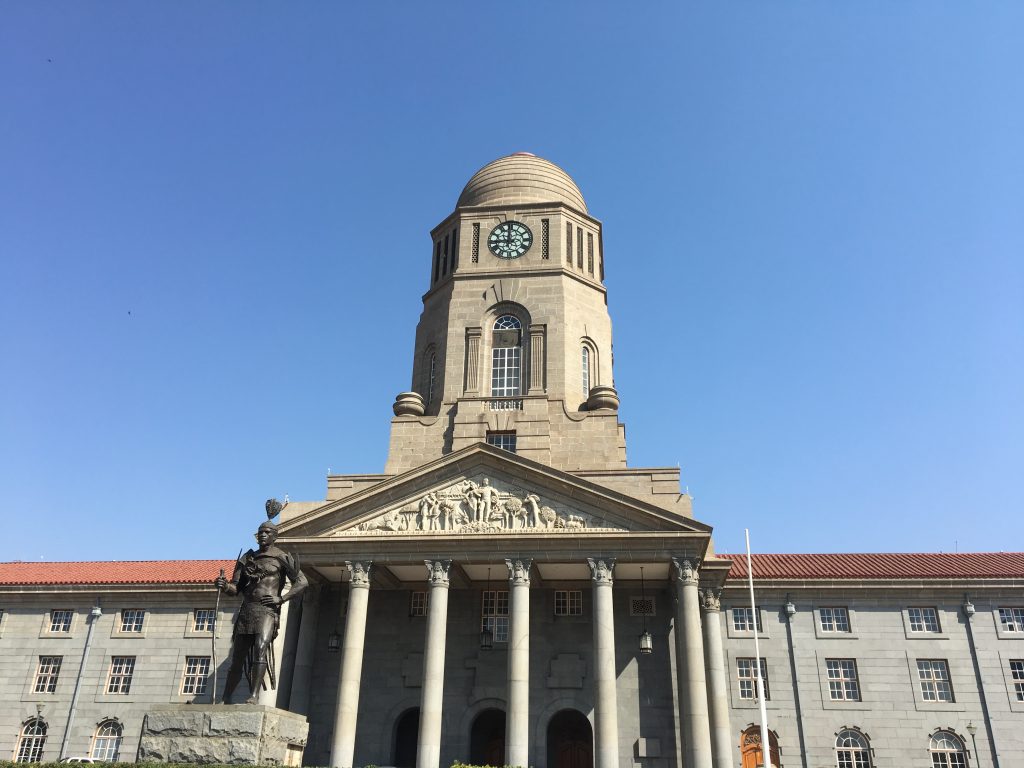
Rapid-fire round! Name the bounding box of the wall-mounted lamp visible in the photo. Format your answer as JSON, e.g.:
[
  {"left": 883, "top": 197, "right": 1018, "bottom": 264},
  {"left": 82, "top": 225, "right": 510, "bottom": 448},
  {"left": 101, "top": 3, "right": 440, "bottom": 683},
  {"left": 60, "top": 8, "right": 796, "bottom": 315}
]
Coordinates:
[
  {"left": 784, "top": 594, "right": 796, "bottom": 618},
  {"left": 962, "top": 594, "right": 975, "bottom": 618},
  {"left": 327, "top": 629, "right": 341, "bottom": 653}
]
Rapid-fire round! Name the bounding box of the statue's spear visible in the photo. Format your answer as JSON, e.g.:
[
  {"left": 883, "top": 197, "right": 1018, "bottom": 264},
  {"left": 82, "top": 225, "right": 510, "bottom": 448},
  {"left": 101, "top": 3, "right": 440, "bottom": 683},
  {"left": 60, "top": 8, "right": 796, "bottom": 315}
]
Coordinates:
[{"left": 212, "top": 568, "right": 224, "bottom": 703}]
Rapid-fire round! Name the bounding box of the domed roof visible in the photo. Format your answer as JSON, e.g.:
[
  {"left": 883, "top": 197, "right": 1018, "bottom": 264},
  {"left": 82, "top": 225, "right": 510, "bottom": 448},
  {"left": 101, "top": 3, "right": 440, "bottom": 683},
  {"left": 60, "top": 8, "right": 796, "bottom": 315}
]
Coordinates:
[{"left": 457, "top": 153, "right": 587, "bottom": 213}]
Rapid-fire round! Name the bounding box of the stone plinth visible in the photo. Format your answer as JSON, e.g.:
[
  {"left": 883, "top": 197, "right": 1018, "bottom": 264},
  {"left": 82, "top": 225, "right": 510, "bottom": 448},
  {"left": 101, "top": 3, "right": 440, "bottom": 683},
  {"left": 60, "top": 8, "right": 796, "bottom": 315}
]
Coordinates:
[{"left": 138, "top": 704, "right": 309, "bottom": 766}]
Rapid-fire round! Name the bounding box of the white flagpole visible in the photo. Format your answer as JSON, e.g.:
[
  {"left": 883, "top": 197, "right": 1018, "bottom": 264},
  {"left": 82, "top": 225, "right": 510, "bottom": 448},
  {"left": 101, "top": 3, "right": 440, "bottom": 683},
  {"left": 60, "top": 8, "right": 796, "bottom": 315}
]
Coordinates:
[{"left": 746, "top": 528, "right": 773, "bottom": 768}]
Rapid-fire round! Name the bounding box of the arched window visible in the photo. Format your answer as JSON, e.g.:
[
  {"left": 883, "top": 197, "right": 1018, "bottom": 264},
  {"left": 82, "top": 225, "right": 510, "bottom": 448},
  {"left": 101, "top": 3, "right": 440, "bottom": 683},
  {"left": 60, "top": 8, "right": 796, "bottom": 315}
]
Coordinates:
[
  {"left": 91, "top": 720, "right": 123, "bottom": 762},
  {"left": 15, "top": 719, "right": 47, "bottom": 763},
  {"left": 930, "top": 731, "right": 967, "bottom": 768},
  {"left": 427, "top": 353, "right": 436, "bottom": 404},
  {"left": 491, "top": 315, "right": 522, "bottom": 401},
  {"left": 581, "top": 346, "right": 591, "bottom": 396},
  {"left": 836, "top": 729, "right": 871, "bottom": 768}
]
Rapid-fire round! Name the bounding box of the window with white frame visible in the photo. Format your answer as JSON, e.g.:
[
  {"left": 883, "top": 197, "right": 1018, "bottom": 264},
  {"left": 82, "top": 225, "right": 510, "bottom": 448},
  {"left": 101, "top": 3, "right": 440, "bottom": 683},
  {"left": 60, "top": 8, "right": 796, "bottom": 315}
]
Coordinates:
[
  {"left": 732, "top": 606, "right": 763, "bottom": 632},
  {"left": 481, "top": 590, "right": 509, "bottom": 643},
  {"left": 820, "top": 607, "right": 851, "bottom": 633},
  {"left": 998, "top": 607, "right": 1024, "bottom": 632},
  {"left": 908, "top": 607, "right": 941, "bottom": 633},
  {"left": 90, "top": 720, "right": 123, "bottom": 762},
  {"left": 106, "top": 656, "right": 135, "bottom": 694},
  {"left": 1010, "top": 659, "right": 1024, "bottom": 702},
  {"left": 15, "top": 718, "right": 47, "bottom": 763},
  {"left": 917, "top": 659, "right": 954, "bottom": 702},
  {"left": 48, "top": 609, "right": 72, "bottom": 633},
  {"left": 486, "top": 431, "right": 517, "bottom": 453},
  {"left": 737, "top": 657, "right": 770, "bottom": 700},
  {"left": 929, "top": 731, "right": 967, "bottom": 768},
  {"left": 180, "top": 656, "right": 210, "bottom": 696},
  {"left": 581, "top": 346, "right": 591, "bottom": 396},
  {"left": 33, "top": 656, "right": 62, "bottom": 694},
  {"left": 119, "top": 609, "right": 145, "bottom": 633},
  {"left": 490, "top": 315, "right": 522, "bottom": 403},
  {"left": 193, "top": 608, "right": 215, "bottom": 632},
  {"left": 826, "top": 658, "right": 861, "bottom": 701},
  {"left": 835, "top": 729, "right": 871, "bottom": 768},
  {"left": 555, "top": 590, "right": 582, "bottom": 616},
  {"left": 410, "top": 591, "right": 427, "bottom": 617}
]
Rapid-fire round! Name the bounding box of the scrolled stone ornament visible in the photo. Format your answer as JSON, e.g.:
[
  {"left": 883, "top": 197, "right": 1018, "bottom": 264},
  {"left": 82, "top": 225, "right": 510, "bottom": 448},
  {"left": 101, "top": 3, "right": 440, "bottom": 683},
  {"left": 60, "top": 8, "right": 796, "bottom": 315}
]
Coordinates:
[
  {"left": 345, "top": 560, "right": 372, "bottom": 588},
  {"left": 424, "top": 559, "right": 452, "bottom": 586},
  {"left": 506, "top": 558, "right": 532, "bottom": 585},
  {"left": 587, "top": 557, "right": 616, "bottom": 584}
]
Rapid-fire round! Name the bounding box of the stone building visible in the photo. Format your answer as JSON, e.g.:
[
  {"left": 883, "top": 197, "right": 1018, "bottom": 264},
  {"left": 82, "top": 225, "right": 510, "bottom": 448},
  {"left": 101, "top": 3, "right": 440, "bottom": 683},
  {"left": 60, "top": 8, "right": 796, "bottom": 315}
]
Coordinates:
[{"left": 2, "top": 154, "right": 1022, "bottom": 768}]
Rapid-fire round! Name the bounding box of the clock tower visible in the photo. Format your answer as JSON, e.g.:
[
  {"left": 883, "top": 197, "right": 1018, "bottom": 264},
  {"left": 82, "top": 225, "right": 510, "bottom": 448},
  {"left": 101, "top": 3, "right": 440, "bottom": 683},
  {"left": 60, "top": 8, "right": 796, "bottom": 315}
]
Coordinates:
[{"left": 386, "top": 153, "right": 627, "bottom": 475}]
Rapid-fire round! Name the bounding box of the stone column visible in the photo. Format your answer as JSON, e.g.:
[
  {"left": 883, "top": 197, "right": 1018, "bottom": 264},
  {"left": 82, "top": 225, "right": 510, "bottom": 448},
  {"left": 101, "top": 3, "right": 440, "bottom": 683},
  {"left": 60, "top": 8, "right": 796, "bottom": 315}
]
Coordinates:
[
  {"left": 258, "top": 597, "right": 291, "bottom": 707},
  {"left": 330, "top": 561, "right": 372, "bottom": 768},
  {"left": 418, "top": 559, "right": 452, "bottom": 768},
  {"left": 289, "top": 585, "right": 322, "bottom": 715},
  {"left": 587, "top": 557, "right": 619, "bottom": 768},
  {"left": 673, "top": 558, "right": 713, "bottom": 768},
  {"left": 701, "top": 587, "right": 732, "bottom": 768},
  {"left": 505, "top": 558, "right": 532, "bottom": 768}
]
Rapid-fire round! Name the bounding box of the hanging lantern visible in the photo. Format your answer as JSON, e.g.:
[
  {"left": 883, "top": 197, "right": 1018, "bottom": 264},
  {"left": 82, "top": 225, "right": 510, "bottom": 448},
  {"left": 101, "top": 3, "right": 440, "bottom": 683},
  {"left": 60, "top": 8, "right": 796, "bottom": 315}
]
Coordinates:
[
  {"left": 327, "top": 629, "right": 342, "bottom": 653},
  {"left": 639, "top": 566, "right": 653, "bottom": 654}
]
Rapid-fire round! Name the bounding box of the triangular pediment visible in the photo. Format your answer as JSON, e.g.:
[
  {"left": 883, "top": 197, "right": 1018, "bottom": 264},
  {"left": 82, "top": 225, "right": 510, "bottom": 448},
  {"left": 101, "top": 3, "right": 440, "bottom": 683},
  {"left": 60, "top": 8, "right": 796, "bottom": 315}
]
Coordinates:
[{"left": 279, "top": 444, "right": 711, "bottom": 540}]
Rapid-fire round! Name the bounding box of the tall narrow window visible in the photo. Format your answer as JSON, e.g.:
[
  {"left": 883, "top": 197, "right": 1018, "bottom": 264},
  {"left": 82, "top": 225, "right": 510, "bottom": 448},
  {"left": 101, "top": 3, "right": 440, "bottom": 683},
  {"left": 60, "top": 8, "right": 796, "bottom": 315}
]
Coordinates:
[
  {"left": 491, "top": 315, "right": 522, "bottom": 406},
  {"left": 34, "top": 656, "right": 62, "bottom": 693},
  {"left": 541, "top": 219, "right": 549, "bottom": 259},
  {"left": 427, "top": 353, "right": 436, "bottom": 404},
  {"left": 581, "top": 346, "right": 591, "bottom": 396},
  {"left": 107, "top": 656, "right": 135, "bottom": 694},
  {"left": 451, "top": 227, "right": 459, "bottom": 271},
  {"left": 566, "top": 222, "right": 573, "bottom": 265},
  {"left": 576, "top": 227, "right": 584, "bottom": 269},
  {"left": 1011, "top": 659, "right": 1024, "bottom": 701},
  {"left": 15, "top": 719, "right": 47, "bottom": 763},
  {"left": 180, "top": 656, "right": 211, "bottom": 696},
  {"left": 433, "top": 240, "right": 441, "bottom": 283},
  {"left": 472, "top": 223, "right": 480, "bottom": 263},
  {"left": 441, "top": 234, "right": 449, "bottom": 277},
  {"left": 587, "top": 232, "right": 594, "bottom": 274},
  {"left": 91, "top": 720, "right": 123, "bottom": 762},
  {"left": 481, "top": 590, "right": 509, "bottom": 642}
]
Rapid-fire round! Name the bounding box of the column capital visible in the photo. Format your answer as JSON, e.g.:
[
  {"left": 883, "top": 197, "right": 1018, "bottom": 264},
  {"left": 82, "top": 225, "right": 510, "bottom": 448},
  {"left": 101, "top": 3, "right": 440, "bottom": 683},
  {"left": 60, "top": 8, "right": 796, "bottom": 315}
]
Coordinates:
[
  {"left": 587, "top": 557, "right": 616, "bottom": 584},
  {"left": 700, "top": 587, "right": 722, "bottom": 612},
  {"left": 424, "top": 559, "right": 452, "bottom": 586},
  {"left": 345, "top": 560, "right": 372, "bottom": 588},
  {"left": 506, "top": 558, "right": 533, "bottom": 586},
  {"left": 672, "top": 557, "right": 701, "bottom": 585}
]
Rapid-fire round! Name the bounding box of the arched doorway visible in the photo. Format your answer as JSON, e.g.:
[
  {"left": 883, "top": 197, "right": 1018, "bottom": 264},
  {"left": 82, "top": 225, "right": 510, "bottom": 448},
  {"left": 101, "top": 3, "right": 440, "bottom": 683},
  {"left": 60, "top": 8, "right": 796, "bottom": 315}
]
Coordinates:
[
  {"left": 740, "top": 725, "right": 781, "bottom": 768},
  {"left": 392, "top": 708, "right": 419, "bottom": 768},
  {"left": 469, "top": 709, "right": 506, "bottom": 767},
  {"left": 547, "top": 709, "right": 593, "bottom": 768}
]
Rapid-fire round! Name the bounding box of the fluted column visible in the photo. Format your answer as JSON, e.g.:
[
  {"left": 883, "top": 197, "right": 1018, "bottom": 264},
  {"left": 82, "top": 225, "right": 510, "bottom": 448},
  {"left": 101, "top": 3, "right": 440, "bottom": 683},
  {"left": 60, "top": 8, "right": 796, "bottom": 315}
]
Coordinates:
[
  {"left": 505, "top": 558, "right": 532, "bottom": 768},
  {"left": 588, "top": 557, "right": 619, "bottom": 768},
  {"left": 701, "top": 587, "right": 732, "bottom": 768},
  {"left": 417, "top": 559, "right": 452, "bottom": 768},
  {"left": 330, "top": 561, "right": 372, "bottom": 768},
  {"left": 289, "top": 584, "right": 322, "bottom": 715},
  {"left": 673, "top": 557, "right": 713, "bottom": 768}
]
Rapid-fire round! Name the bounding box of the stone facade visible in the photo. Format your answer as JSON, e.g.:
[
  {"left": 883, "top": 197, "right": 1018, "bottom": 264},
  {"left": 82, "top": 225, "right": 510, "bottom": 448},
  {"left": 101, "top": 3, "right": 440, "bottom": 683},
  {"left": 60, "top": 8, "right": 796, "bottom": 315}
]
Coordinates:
[{"left": 1, "top": 155, "right": 1021, "bottom": 768}]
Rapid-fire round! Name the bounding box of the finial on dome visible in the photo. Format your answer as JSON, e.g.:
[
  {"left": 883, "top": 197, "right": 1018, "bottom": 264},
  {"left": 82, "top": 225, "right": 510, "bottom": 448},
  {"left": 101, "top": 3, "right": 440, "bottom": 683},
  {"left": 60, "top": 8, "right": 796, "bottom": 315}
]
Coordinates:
[{"left": 511, "top": 151, "right": 536, "bottom": 157}]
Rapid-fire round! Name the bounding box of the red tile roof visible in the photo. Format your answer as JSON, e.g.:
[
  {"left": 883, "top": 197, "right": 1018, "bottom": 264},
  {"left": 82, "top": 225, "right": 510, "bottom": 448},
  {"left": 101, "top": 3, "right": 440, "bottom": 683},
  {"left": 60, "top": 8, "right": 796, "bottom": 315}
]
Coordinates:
[
  {"left": 0, "top": 560, "right": 234, "bottom": 586},
  {"left": 721, "top": 552, "right": 1024, "bottom": 581}
]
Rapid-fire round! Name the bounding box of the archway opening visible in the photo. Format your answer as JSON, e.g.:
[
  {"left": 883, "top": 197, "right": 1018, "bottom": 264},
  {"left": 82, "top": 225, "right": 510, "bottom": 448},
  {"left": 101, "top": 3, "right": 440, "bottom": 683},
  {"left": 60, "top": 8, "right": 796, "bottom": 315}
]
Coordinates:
[
  {"left": 740, "top": 725, "right": 781, "bottom": 768},
  {"left": 469, "top": 708, "right": 506, "bottom": 767},
  {"left": 392, "top": 708, "right": 419, "bottom": 768},
  {"left": 546, "top": 709, "right": 593, "bottom": 768}
]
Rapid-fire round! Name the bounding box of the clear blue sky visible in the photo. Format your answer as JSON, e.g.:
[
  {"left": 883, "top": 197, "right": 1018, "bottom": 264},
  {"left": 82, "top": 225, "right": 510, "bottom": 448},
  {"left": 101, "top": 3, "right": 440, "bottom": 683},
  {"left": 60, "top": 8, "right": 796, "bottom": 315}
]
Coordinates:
[{"left": 2, "top": 3, "right": 1021, "bottom": 562}]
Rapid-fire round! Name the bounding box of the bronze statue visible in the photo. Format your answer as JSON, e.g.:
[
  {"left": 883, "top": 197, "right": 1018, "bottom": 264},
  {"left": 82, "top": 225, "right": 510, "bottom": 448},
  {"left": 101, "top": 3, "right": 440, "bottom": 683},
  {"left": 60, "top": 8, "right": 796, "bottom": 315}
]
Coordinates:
[{"left": 214, "top": 499, "right": 308, "bottom": 704}]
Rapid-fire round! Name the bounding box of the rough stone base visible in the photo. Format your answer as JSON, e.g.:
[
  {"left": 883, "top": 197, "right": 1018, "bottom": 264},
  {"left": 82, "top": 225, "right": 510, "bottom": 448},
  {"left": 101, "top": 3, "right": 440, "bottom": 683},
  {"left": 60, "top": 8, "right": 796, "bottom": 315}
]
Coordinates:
[{"left": 138, "top": 704, "right": 309, "bottom": 765}]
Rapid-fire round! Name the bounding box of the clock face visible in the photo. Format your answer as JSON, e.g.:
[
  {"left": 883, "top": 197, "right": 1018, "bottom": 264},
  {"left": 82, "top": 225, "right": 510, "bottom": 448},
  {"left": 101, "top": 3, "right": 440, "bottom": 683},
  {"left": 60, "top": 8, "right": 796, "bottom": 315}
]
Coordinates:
[{"left": 488, "top": 221, "right": 533, "bottom": 259}]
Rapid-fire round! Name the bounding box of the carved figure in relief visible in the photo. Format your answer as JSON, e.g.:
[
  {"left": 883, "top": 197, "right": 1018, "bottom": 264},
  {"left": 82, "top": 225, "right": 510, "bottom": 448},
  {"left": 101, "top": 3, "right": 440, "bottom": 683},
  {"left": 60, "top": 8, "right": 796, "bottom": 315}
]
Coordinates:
[
  {"left": 524, "top": 493, "right": 542, "bottom": 527},
  {"left": 564, "top": 514, "right": 586, "bottom": 529}
]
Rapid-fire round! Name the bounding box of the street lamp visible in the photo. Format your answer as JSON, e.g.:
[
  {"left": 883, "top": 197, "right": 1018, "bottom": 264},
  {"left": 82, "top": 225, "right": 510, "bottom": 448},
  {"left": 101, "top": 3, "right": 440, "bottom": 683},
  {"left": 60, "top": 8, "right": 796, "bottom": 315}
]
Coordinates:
[{"left": 966, "top": 721, "right": 979, "bottom": 765}]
